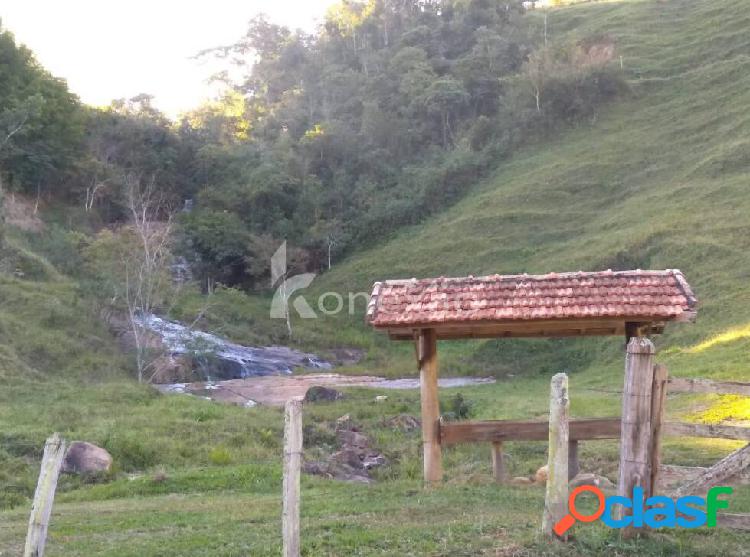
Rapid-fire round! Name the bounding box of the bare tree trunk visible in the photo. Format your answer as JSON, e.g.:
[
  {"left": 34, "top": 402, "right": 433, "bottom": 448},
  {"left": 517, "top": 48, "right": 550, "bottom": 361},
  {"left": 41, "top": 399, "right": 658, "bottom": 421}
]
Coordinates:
[
  {"left": 0, "top": 116, "right": 27, "bottom": 151},
  {"left": 123, "top": 175, "right": 174, "bottom": 383},
  {"left": 0, "top": 176, "right": 5, "bottom": 248},
  {"left": 34, "top": 181, "right": 41, "bottom": 215}
]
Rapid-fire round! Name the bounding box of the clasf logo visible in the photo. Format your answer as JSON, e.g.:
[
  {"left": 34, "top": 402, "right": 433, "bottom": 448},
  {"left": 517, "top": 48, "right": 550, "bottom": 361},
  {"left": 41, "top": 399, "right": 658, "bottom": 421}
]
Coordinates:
[{"left": 554, "top": 485, "right": 733, "bottom": 536}]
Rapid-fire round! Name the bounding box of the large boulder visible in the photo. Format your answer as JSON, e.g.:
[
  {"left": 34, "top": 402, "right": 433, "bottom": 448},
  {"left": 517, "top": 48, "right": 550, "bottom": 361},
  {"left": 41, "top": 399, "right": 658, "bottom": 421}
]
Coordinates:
[
  {"left": 304, "top": 386, "right": 344, "bottom": 403},
  {"left": 62, "top": 442, "right": 113, "bottom": 475}
]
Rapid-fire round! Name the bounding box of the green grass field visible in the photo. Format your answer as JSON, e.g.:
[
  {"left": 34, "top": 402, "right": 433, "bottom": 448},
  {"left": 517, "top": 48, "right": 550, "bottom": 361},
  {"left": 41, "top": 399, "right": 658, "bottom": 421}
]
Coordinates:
[{"left": 2, "top": 0, "right": 750, "bottom": 554}]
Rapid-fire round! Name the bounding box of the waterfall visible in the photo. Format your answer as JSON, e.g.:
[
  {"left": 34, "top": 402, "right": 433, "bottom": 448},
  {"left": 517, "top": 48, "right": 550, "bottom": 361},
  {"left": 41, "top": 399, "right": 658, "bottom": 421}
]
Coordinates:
[{"left": 136, "top": 313, "right": 331, "bottom": 380}]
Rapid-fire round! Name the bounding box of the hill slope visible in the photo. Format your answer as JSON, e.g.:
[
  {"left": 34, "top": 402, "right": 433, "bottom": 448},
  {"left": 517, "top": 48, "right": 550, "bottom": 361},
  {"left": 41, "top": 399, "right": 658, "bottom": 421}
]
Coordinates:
[{"left": 301, "top": 0, "right": 750, "bottom": 379}]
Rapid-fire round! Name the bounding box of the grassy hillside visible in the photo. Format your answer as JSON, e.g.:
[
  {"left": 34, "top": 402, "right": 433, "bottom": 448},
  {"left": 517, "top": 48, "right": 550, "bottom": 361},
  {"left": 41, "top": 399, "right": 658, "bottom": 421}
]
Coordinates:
[
  {"left": 2, "top": 1, "right": 750, "bottom": 555},
  {"left": 285, "top": 0, "right": 750, "bottom": 382}
]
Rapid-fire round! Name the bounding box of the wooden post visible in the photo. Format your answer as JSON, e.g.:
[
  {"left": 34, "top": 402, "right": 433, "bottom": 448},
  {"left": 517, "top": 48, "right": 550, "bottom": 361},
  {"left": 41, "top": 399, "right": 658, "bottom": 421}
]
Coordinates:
[
  {"left": 492, "top": 442, "right": 505, "bottom": 482},
  {"left": 282, "top": 398, "right": 303, "bottom": 557},
  {"left": 418, "top": 328, "right": 442, "bottom": 485},
  {"left": 543, "top": 373, "right": 569, "bottom": 539},
  {"left": 649, "top": 364, "right": 668, "bottom": 496},
  {"left": 568, "top": 440, "right": 579, "bottom": 481},
  {"left": 24, "top": 433, "right": 66, "bottom": 557},
  {"left": 617, "top": 337, "right": 655, "bottom": 535}
]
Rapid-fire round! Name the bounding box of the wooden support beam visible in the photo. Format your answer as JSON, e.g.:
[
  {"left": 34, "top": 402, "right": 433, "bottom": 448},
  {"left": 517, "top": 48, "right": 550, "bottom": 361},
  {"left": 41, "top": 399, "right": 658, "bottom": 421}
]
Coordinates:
[
  {"left": 668, "top": 377, "right": 750, "bottom": 396},
  {"left": 24, "top": 433, "right": 66, "bottom": 557},
  {"left": 418, "top": 328, "right": 442, "bottom": 485},
  {"left": 491, "top": 442, "right": 505, "bottom": 482},
  {"left": 649, "top": 364, "right": 668, "bottom": 497},
  {"left": 384, "top": 318, "right": 667, "bottom": 341},
  {"left": 543, "top": 373, "right": 569, "bottom": 539},
  {"left": 671, "top": 443, "right": 750, "bottom": 499},
  {"left": 568, "top": 440, "right": 579, "bottom": 481},
  {"left": 617, "top": 337, "right": 656, "bottom": 537},
  {"left": 282, "top": 398, "right": 303, "bottom": 557}
]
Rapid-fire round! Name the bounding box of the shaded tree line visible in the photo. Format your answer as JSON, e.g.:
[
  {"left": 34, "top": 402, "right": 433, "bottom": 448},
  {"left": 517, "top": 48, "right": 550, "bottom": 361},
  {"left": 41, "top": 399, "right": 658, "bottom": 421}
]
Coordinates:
[{"left": 0, "top": 2, "right": 627, "bottom": 292}]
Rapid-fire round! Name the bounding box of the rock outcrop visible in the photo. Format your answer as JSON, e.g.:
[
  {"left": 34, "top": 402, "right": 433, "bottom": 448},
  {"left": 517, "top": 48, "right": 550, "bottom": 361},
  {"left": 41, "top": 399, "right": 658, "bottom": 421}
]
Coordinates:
[{"left": 303, "top": 417, "right": 387, "bottom": 483}]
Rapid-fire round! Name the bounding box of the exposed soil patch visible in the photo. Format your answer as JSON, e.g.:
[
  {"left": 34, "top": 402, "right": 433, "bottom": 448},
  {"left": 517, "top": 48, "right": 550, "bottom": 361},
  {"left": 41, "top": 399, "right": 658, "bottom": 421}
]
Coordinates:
[
  {"left": 4, "top": 193, "right": 44, "bottom": 232},
  {"left": 156, "top": 374, "right": 495, "bottom": 407}
]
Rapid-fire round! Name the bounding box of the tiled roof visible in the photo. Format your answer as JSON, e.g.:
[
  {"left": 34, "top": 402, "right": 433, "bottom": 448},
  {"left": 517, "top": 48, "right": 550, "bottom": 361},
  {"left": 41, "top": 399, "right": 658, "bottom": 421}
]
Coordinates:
[{"left": 367, "top": 269, "right": 696, "bottom": 329}]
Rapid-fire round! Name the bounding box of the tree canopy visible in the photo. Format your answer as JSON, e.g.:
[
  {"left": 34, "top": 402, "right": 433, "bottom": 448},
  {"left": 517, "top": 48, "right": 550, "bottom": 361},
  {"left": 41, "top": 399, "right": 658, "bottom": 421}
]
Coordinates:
[{"left": 0, "top": 2, "right": 627, "bottom": 291}]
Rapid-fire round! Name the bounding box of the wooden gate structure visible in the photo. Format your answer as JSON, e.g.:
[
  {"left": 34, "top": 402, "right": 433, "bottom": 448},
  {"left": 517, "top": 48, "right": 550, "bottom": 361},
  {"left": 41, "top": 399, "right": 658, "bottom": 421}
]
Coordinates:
[{"left": 367, "top": 269, "right": 697, "bottom": 485}]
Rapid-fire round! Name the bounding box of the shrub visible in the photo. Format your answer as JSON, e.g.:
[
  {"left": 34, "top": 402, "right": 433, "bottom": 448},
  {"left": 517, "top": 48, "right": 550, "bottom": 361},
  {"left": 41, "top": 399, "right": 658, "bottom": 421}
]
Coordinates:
[
  {"left": 441, "top": 392, "right": 474, "bottom": 421},
  {"left": 102, "top": 433, "right": 159, "bottom": 471},
  {"left": 208, "top": 446, "right": 233, "bottom": 466}
]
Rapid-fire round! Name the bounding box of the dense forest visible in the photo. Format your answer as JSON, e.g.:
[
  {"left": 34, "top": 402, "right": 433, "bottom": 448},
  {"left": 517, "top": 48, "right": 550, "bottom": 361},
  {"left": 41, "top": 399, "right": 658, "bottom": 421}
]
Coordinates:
[{"left": 0, "top": 0, "right": 626, "bottom": 292}]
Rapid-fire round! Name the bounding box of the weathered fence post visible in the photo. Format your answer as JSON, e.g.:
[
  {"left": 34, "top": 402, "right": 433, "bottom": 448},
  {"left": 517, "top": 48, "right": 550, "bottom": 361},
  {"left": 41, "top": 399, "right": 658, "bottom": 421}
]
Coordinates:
[
  {"left": 24, "top": 433, "right": 66, "bottom": 557},
  {"left": 649, "top": 364, "right": 668, "bottom": 496},
  {"left": 543, "top": 373, "right": 569, "bottom": 539},
  {"left": 617, "top": 337, "right": 655, "bottom": 536},
  {"left": 491, "top": 441, "right": 505, "bottom": 482},
  {"left": 283, "top": 398, "right": 303, "bottom": 557},
  {"left": 418, "top": 328, "right": 442, "bottom": 485}
]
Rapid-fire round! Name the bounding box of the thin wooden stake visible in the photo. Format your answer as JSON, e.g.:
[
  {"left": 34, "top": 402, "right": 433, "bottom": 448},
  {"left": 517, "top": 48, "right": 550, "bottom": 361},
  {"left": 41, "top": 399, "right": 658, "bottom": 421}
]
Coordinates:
[
  {"left": 24, "top": 433, "right": 66, "bottom": 557},
  {"left": 543, "top": 373, "right": 569, "bottom": 539},
  {"left": 649, "top": 364, "right": 668, "bottom": 497},
  {"left": 491, "top": 441, "right": 505, "bottom": 482},
  {"left": 617, "top": 337, "right": 655, "bottom": 537},
  {"left": 282, "top": 398, "right": 303, "bottom": 557}
]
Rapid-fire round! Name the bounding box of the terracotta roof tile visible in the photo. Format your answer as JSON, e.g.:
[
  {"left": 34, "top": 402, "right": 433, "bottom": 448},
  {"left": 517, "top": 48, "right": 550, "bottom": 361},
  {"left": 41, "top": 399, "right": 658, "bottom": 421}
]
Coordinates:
[{"left": 367, "top": 269, "right": 697, "bottom": 329}]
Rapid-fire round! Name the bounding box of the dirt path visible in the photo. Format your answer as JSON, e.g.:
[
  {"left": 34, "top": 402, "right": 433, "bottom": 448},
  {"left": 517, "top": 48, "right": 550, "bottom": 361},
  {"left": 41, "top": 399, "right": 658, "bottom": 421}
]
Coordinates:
[{"left": 156, "top": 374, "right": 495, "bottom": 407}]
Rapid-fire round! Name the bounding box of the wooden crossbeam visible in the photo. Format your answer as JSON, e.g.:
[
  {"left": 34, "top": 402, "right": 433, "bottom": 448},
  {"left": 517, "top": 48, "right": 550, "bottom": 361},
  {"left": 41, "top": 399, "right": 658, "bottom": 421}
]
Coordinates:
[
  {"left": 668, "top": 377, "right": 750, "bottom": 396},
  {"left": 664, "top": 422, "right": 750, "bottom": 442},
  {"left": 440, "top": 419, "right": 750, "bottom": 445},
  {"left": 440, "top": 417, "right": 620, "bottom": 445}
]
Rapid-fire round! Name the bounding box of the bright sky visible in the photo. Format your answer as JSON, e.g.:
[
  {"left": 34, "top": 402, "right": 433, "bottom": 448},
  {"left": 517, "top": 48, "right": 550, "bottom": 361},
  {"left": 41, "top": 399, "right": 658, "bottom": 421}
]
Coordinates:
[{"left": 1, "top": 1, "right": 334, "bottom": 118}]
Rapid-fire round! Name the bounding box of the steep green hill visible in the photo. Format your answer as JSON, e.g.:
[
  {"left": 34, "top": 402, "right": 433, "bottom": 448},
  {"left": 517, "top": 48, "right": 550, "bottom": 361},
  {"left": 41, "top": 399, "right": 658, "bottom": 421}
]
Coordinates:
[{"left": 295, "top": 0, "right": 750, "bottom": 380}]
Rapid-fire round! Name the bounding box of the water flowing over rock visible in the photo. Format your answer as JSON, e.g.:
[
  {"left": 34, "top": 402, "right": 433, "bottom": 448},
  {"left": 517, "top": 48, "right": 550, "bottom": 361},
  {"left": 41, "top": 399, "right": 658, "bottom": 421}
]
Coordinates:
[
  {"left": 136, "top": 313, "right": 331, "bottom": 381},
  {"left": 170, "top": 256, "right": 193, "bottom": 284}
]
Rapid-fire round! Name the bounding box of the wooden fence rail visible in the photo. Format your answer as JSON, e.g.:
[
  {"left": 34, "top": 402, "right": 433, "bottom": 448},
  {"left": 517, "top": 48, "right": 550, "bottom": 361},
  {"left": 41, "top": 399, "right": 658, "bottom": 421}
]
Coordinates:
[
  {"left": 440, "top": 417, "right": 620, "bottom": 445},
  {"left": 664, "top": 422, "right": 750, "bottom": 442},
  {"left": 438, "top": 368, "right": 750, "bottom": 535},
  {"left": 668, "top": 377, "right": 750, "bottom": 396}
]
